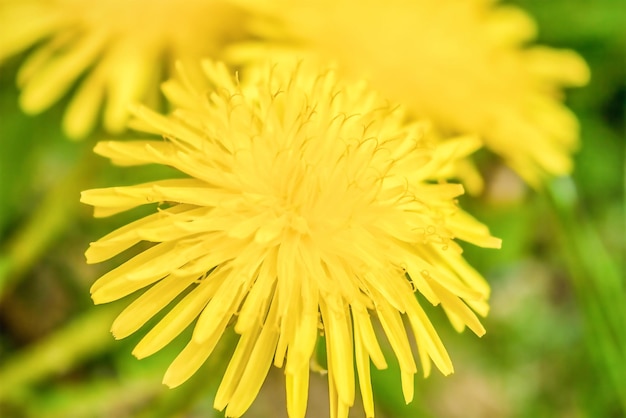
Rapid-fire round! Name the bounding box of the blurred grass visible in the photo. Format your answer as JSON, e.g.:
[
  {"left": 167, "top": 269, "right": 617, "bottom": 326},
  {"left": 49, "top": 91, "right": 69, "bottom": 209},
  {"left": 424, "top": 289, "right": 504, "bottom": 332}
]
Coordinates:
[{"left": 0, "top": 0, "right": 624, "bottom": 417}]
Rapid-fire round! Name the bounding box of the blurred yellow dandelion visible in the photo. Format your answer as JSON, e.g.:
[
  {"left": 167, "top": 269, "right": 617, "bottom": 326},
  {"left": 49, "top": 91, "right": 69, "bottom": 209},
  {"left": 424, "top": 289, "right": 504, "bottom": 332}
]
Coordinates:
[
  {"left": 0, "top": 0, "right": 247, "bottom": 139},
  {"left": 233, "top": 0, "right": 590, "bottom": 188},
  {"left": 81, "top": 60, "right": 501, "bottom": 418}
]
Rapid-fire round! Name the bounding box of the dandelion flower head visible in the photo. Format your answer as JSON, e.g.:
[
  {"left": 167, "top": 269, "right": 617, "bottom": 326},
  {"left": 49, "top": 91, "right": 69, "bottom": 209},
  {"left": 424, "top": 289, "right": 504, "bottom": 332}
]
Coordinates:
[
  {"left": 81, "top": 60, "right": 501, "bottom": 418},
  {"left": 0, "top": 0, "right": 247, "bottom": 139},
  {"left": 233, "top": 0, "right": 590, "bottom": 187}
]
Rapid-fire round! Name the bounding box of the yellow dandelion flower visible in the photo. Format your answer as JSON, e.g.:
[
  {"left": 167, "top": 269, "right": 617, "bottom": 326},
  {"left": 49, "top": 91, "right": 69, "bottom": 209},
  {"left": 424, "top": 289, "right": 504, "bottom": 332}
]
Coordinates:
[
  {"left": 0, "top": 0, "right": 247, "bottom": 139},
  {"left": 81, "top": 60, "right": 501, "bottom": 418},
  {"left": 231, "top": 0, "right": 590, "bottom": 188}
]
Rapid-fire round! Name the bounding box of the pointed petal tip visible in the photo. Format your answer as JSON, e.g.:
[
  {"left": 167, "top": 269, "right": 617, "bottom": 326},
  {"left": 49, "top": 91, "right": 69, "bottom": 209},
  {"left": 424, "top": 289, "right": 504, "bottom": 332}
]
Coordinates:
[
  {"left": 79, "top": 190, "right": 90, "bottom": 204},
  {"left": 131, "top": 345, "right": 148, "bottom": 360},
  {"left": 90, "top": 292, "right": 106, "bottom": 305},
  {"left": 84, "top": 245, "right": 101, "bottom": 264},
  {"left": 162, "top": 370, "right": 183, "bottom": 389},
  {"left": 442, "top": 362, "right": 455, "bottom": 376}
]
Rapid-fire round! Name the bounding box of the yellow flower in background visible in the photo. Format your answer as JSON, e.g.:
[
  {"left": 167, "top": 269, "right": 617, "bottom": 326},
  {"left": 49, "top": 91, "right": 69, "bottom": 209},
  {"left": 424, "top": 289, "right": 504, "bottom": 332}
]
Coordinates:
[
  {"left": 81, "top": 60, "right": 500, "bottom": 418},
  {"left": 232, "top": 0, "right": 590, "bottom": 188},
  {"left": 0, "top": 0, "right": 247, "bottom": 139}
]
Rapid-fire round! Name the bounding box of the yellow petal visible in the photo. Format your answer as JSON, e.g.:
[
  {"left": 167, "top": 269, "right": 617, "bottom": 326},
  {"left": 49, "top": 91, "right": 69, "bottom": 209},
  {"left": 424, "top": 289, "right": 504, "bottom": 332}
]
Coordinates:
[{"left": 111, "top": 273, "right": 197, "bottom": 339}]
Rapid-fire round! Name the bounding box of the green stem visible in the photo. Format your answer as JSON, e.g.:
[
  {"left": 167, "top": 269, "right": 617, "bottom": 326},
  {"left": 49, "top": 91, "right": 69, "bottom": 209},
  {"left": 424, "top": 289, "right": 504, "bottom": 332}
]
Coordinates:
[
  {"left": 0, "top": 304, "right": 119, "bottom": 401},
  {"left": 547, "top": 177, "right": 626, "bottom": 414},
  {"left": 24, "top": 377, "right": 163, "bottom": 418},
  {"left": 0, "top": 146, "right": 101, "bottom": 298}
]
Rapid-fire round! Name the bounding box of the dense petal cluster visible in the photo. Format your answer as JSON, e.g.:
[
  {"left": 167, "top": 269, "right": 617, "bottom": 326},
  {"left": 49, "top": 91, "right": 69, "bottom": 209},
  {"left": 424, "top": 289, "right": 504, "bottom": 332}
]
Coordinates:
[
  {"left": 232, "top": 0, "right": 590, "bottom": 188},
  {"left": 82, "top": 60, "right": 500, "bottom": 418},
  {"left": 0, "top": 0, "right": 246, "bottom": 139}
]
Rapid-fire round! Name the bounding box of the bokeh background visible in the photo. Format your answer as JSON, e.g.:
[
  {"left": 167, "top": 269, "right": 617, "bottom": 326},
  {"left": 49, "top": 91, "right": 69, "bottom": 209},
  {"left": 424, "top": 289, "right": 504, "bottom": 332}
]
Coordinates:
[{"left": 0, "top": 0, "right": 623, "bottom": 417}]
